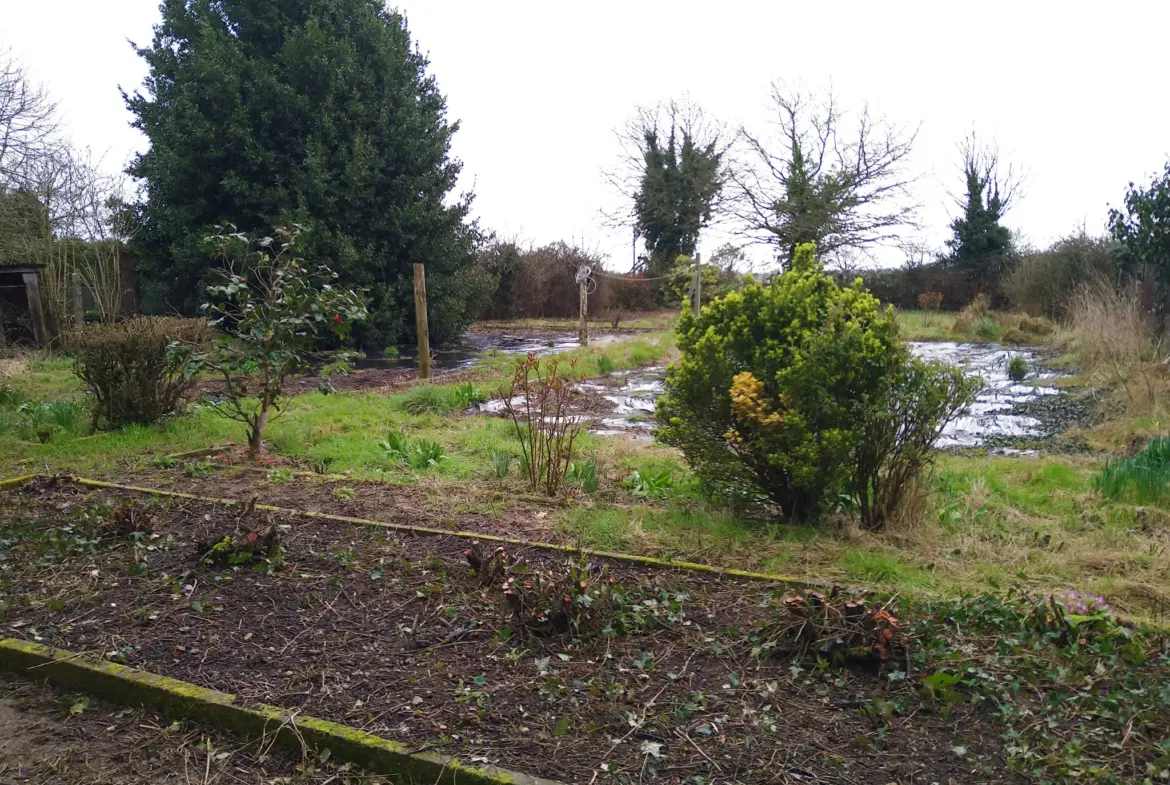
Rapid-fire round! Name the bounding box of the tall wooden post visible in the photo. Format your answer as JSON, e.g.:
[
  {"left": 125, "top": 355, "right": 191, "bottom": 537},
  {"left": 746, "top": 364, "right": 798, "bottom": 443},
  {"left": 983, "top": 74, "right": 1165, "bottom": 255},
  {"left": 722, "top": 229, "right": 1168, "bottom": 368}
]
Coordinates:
[
  {"left": 578, "top": 272, "right": 589, "bottom": 347},
  {"left": 691, "top": 252, "right": 702, "bottom": 315},
  {"left": 70, "top": 270, "right": 84, "bottom": 328},
  {"left": 22, "top": 271, "right": 50, "bottom": 347},
  {"left": 413, "top": 263, "right": 431, "bottom": 380},
  {"left": 1140, "top": 264, "right": 1158, "bottom": 335}
]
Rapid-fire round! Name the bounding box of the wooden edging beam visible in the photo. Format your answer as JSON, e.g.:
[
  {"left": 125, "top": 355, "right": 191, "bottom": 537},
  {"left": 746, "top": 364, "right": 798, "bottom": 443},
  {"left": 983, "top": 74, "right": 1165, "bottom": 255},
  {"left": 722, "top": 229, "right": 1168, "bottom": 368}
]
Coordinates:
[{"left": 0, "top": 639, "right": 562, "bottom": 785}]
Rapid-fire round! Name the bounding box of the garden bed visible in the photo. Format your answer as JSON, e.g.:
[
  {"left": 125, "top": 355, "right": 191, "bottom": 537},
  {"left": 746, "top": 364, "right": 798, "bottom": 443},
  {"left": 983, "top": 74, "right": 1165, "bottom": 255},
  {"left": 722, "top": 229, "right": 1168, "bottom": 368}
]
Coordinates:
[{"left": 0, "top": 477, "right": 1027, "bottom": 785}]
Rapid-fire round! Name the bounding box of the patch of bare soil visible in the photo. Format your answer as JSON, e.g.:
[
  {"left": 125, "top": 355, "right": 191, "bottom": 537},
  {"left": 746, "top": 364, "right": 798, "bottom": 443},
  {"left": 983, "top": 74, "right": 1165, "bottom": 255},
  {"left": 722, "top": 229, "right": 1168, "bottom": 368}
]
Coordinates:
[
  {"left": 0, "top": 479, "right": 1025, "bottom": 785},
  {"left": 0, "top": 673, "right": 389, "bottom": 784},
  {"left": 189, "top": 366, "right": 420, "bottom": 401},
  {"left": 122, "top": 467, "right": 575, "bottom": 545},
  {"left": 94, "top": 467, "right": 780, "bottom": 573}
]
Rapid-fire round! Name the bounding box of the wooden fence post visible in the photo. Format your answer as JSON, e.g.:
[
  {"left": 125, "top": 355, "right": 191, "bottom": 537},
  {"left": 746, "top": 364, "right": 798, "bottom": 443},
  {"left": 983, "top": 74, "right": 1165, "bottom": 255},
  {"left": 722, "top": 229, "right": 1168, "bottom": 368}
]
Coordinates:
[
  {"left": 413, "top": 264, "right": 431, "bottom": 380},
  {"left": 691, "top": 252, "right": 702, "bottom": 315},
  {"left": 70, "top": 270, "right": 84, "bottom": 328},
  {"left": 22, "top": 271, "right": 50, "bottom": 347}
]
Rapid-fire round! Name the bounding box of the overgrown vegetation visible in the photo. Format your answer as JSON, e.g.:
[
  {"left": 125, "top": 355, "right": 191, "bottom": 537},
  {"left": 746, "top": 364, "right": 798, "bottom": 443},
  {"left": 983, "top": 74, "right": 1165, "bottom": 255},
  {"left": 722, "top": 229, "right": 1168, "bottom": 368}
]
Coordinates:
[
  {"left": 396, "top": 381, "right": 485, "bottom": 415},
  {"left": 1004, "top": 233, "right": 1123, "bottom": 319},
  {"left": 951, "top": 293, "right": 1054, "bottom": 344},
  {"left": 1094, "top": 436, "right": 1170, "bottom": 503},
  {"left": 501, "top": 355, "right": 582, "bottom": 495}
]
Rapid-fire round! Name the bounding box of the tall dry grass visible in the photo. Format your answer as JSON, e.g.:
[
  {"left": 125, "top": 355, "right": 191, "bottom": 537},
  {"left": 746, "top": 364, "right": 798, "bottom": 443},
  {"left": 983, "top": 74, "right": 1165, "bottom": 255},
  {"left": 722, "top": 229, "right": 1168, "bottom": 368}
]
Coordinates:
[{"left": 1064, "top": 277, "right": 1163, "bottom": 414}]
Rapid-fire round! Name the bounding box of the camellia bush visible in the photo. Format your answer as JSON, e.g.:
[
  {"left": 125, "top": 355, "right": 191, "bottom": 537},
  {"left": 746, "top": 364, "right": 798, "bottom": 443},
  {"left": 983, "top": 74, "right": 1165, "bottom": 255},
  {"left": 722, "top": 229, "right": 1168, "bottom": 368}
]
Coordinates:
[
  {"left": 201, "top": 224, "right": 368, "bottom": 458},
  {"left": 656, "top": 243, "right": 974, "bottom": 526}
]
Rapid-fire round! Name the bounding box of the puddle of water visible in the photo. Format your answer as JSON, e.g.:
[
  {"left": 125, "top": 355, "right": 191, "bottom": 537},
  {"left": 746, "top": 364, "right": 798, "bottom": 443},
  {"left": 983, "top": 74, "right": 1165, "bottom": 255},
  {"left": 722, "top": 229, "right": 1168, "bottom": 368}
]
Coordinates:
[
  {"left": 353, "top": 332, "right": 621, "bottom": 372},
  {"left": 571, "top": 342, "right": 1063, "bottom": 448},
  {"left": 911, "top": 342, "right": 1061, "bottom": 448}
]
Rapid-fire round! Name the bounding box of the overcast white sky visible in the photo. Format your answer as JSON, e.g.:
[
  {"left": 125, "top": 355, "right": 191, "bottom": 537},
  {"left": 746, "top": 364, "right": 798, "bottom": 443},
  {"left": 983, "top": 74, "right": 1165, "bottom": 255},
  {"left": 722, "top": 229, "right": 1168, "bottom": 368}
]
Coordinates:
[{"left": 4, "top": 1, "right": 1168, "bottom": 270}]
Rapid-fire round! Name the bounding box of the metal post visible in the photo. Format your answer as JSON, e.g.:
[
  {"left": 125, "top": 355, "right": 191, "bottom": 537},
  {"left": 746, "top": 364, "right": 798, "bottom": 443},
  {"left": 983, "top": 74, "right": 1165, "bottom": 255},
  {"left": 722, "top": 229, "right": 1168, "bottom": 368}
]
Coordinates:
[
  {"left": 413, "top": 264, "right": 431, "bottom": 380},
  {"left": 579, "top": 275, "right": 589, "bottom": 347}
]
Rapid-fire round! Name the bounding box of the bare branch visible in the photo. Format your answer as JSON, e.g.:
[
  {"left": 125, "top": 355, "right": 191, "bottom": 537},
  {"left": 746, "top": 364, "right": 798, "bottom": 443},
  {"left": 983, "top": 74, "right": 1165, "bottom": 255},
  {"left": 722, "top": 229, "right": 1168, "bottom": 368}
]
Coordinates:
[
  {"left": 600, "top": 96, "right": 731, "bottom": 244},
  {"left": 728, "top": 80, "right": 919, "bottom": 266},
  {"left": 0, "top": 48, "right": 58, "bottom": 184},
  {"left": 952, "top": 131, "right": 1026, "bottom": 216}
]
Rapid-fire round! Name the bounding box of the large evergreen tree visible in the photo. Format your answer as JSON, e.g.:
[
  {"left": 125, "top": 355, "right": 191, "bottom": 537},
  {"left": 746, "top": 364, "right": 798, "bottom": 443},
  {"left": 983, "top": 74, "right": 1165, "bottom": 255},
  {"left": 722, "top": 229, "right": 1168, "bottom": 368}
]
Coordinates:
[
  {"left": 1109, "top": 162, "right": 1170, "bottom": 321},
  {"left": 945, "top": 135, "right": 1019, "bottom": 296},
  {"left": 125, "top": 0, "right": 487, "bottom": 345}
]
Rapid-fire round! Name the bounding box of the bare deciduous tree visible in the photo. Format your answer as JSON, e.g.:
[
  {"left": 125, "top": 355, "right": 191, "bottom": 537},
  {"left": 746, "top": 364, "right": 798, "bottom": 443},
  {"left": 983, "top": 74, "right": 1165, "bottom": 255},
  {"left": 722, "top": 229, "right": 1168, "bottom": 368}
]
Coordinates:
[
  {"left": 730, "top": 82, "right": 918, "bottom": 267},
  {"left": 950, "top": 132, "right": 1023, "bottom": 218},
  {"left": 0, "top": 49, "right": 57, "bottom": 183},
  {"left": 1, "top": 144, "right": 139, "bottom": 327}
]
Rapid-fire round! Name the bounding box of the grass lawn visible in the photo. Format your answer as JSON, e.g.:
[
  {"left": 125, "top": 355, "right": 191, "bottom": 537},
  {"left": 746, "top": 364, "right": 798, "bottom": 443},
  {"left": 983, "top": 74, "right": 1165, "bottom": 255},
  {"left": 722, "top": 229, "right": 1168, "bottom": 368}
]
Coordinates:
[
  {"left": 474, "top": 309, "right": 680, "bottom": 333},
  {"left": 894, "top": 308, "right": 958, "bottom": 341}
]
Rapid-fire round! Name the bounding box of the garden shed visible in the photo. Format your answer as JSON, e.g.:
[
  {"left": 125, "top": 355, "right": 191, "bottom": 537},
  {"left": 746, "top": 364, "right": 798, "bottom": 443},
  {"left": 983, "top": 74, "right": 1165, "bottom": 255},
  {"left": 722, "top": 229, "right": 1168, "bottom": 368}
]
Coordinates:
[{"left": 0, "top": 261, "right": 50, "bottom": 347}]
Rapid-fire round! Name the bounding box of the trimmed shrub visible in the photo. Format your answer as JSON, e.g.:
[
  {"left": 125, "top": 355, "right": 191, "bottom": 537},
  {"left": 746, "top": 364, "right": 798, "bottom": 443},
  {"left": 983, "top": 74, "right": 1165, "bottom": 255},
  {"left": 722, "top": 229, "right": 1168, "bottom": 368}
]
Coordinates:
[
  {"left": 656, "top": 244, "right": 904, "bottom": 520},
  {"left": 658, "top": 243, "right": 973, "bottom": 525},
  {"left": 69, "top": 317, "right": 212, "bottom": 430}
]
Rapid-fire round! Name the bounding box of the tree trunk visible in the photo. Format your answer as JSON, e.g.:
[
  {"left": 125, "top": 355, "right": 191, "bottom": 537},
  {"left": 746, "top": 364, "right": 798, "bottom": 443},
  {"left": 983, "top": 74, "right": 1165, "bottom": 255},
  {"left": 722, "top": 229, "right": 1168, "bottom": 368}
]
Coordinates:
[{"left": 248, "top": 402, "right": 270, "bottom": 459}]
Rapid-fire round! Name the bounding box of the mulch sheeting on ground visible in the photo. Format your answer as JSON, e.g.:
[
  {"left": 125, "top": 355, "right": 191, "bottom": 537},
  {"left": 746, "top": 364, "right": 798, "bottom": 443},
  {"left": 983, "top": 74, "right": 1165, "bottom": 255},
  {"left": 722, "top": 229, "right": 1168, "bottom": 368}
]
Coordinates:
[
  {"left": 0, "top": 672, "right": 391, "bottom": 784},
  {"left": 0, "top": 478, "right": 1024, "bottom": 785}
]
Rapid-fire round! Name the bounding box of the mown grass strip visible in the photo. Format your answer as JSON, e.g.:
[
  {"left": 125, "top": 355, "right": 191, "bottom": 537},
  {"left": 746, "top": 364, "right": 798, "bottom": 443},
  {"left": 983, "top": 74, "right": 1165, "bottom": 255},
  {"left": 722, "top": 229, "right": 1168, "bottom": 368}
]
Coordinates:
[{"left": 0, "top": 638, "right": 564, "bottom": 785}]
